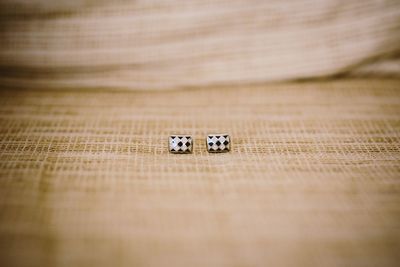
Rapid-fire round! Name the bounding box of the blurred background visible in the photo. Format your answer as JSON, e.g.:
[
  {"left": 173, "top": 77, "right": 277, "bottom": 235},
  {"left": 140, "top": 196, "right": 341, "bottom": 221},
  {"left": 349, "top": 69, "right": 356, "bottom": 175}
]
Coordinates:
[
  {"left": 0, "top": 0, "right": 399, "bottom": 89},
  {"left": 0, "top": 1, "right": 400, "bottom": 267}
]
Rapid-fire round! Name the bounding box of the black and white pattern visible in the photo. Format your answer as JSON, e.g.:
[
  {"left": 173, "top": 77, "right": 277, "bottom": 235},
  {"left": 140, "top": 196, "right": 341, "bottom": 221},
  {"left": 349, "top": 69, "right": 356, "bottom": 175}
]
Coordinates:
[
  {"left": 169, "top": 135, "right": 193, "bottom": 153},
  {"left": 207, "top": 134, "right": 230, "bottom": 153}
]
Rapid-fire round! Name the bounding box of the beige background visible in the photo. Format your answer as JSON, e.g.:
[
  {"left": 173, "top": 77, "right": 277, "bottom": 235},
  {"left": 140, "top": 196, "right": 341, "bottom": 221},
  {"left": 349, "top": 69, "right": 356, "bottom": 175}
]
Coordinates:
[
  {"left": 0, "top": 1, "right": 400, "bottom": 267},
  {"left": 0, "top": 0, "right": 399, "bottom": 90}
]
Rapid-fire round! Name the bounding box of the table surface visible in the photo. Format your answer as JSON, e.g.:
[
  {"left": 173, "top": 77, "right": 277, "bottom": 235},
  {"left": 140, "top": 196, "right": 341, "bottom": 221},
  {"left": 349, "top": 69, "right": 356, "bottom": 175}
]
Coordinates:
[{"left": 0, "top": 79, "right": 399, "bottom": 267}]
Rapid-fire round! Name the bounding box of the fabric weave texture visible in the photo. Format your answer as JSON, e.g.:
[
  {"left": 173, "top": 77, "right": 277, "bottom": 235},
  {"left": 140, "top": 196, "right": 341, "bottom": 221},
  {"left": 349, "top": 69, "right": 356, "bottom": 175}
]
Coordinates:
[{"left": 0, "top": 79, "right": 399, "bottom": 267}]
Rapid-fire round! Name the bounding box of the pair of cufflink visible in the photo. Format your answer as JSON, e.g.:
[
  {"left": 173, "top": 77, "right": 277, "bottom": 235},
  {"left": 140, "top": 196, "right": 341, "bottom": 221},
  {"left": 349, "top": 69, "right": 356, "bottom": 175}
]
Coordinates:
[{"left": 169, "top": 134, "right": 231, "bottom": 153}]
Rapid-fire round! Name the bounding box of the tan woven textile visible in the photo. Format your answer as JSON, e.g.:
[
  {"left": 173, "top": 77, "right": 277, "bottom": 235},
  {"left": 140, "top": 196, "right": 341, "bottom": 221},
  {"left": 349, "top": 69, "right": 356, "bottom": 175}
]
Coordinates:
[
  {"left": 0, "top": 79, "right": 399, "bottom": 267},
  {"left": 1, "top": 0, "right": 400, "bottom": 90}
]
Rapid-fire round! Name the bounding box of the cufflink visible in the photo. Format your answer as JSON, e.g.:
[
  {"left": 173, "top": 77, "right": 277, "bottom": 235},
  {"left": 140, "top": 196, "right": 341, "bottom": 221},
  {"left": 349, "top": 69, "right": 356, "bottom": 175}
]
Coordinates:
[
  {"left": 206, "top": 134, "right": 230, "bottom": 153},
  {"left": 169, "top": 135, "right": 193, "bottom": 153}
]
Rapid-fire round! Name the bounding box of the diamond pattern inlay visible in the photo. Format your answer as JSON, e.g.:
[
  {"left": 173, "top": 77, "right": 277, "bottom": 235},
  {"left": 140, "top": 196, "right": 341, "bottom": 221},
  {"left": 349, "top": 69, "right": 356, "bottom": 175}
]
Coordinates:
[
  {"left": 207, "top": 134, "right": 230, "bottom": 153},
  {"left": 169, "top": 135, "right": 193, "bottom": 153}
]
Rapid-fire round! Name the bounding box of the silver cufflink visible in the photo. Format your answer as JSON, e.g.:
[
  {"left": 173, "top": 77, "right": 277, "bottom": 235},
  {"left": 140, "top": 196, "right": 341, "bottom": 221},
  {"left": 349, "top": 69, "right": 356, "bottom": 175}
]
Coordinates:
[
  {"left": 169, "top": 135, "right": 193, "bottom": 153},
  {"left": 207, "top": 134, "right": 231, "bottom": 153}
]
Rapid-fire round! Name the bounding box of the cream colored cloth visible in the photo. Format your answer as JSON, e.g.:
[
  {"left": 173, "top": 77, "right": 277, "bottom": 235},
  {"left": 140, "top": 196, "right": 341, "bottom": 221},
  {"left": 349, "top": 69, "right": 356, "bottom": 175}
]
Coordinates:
[
  {"left": 0, "top": 0, "right": 399, "bottom": 90},
  {"left": 0, "top": 79, "right": 399, "bottom": 267}
]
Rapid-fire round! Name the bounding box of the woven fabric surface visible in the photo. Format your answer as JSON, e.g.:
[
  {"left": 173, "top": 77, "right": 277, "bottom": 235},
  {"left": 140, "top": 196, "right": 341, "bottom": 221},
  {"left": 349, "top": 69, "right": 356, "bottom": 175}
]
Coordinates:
[
  {"left": 1, "top": 0, "right": 400, "bottom": 90},
  {"left": 0, "top": 79, "right": 399, "bottom": 267}
]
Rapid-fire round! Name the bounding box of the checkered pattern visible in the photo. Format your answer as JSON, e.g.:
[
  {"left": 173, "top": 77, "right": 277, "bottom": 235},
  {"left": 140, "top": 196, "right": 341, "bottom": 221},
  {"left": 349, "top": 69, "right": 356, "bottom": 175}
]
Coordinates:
[
  {"left": 169, "top": 135, "right": 193, "bottom": 153},
  {"left": 207, "top": 134, "right": 230, "bottom": 152}
]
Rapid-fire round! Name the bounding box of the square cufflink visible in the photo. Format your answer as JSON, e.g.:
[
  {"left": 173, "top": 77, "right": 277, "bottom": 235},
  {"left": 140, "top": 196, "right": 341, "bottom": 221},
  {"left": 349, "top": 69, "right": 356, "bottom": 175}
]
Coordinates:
[
  {"left": 207, "top": 134, "right": 230, "bottom": 153},
  {"left": 169, "top": 135, "right": 193, "bottom": 153}
]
